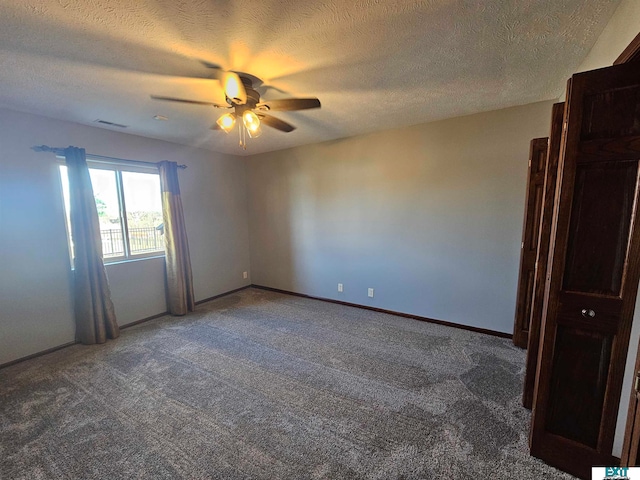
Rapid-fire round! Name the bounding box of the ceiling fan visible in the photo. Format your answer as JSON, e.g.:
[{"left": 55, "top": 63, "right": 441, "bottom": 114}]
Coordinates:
[{"left": 151, "top": 68, "right": 321, "bottom": 149}]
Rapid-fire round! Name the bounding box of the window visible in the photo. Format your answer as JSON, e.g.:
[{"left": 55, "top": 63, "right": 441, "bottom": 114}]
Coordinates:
[{"left": 59, "top": 161, "right": 164, "bottom": 263}]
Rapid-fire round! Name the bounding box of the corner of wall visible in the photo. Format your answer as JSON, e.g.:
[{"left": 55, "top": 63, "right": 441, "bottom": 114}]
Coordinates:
[{"left": 576, "top": 0, "right": 639, "bottom": 73}]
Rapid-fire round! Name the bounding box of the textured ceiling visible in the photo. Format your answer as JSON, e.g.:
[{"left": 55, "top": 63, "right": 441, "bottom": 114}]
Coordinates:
[{"left": 0, "top": 0, "right": 622, "bottom": 156}]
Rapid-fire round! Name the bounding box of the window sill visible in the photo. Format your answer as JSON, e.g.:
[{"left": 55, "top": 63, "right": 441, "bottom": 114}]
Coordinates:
[{"left": 104, "top": 254, "right": 165, "bottom": 266}]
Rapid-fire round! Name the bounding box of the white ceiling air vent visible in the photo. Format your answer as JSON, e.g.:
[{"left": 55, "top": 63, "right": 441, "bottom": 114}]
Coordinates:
[{"left": 93, "top": 119, "right": 128, "bottom": 128}]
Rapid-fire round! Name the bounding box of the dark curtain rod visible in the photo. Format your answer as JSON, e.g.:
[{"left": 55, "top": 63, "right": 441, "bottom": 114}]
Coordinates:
[{"left": 31, "top": 145, "right": 187, "bottom": 169}]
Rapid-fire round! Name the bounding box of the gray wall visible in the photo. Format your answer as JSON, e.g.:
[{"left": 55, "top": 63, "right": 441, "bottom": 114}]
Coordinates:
[
  {"left": 0, "top": 108, "right": 251, "bottom": 364},
  {"left": 247, "top": 101, "right": 554, "bottom": 334}
]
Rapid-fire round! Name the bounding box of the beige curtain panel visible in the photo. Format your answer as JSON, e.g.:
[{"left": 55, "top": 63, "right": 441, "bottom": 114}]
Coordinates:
[
  {"left": 159, "top": 160, "right": 195, "bottom": 315},
  {"left": 65, "top": 147, "right": 120, "bottom": 344}
]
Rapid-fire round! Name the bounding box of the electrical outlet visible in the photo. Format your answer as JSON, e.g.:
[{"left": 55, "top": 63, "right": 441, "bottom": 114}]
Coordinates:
[
  {"left": 368, "top": 288, "right": 374, "bottom": 298},
  {"left": 243, "top": 271, "right": 248, "bottom": 279},
  {"left": 338, "top": 283, "right": 343, "bottom": 292}
]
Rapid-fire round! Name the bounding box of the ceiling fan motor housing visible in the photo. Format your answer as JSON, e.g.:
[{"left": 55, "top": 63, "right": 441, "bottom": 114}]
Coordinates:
[{"left": 230, "top": 76, "right": 263, "bottom": 115}]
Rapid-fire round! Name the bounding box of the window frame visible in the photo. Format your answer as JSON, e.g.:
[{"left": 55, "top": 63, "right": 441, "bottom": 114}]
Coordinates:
[{"left": 59, "top": 158, "right": 166, "bottom": 265}]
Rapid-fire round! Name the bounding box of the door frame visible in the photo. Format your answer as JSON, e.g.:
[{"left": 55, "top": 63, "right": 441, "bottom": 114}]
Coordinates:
[{"left": 615, "top": 32, "right": 640, "bottom": 65}]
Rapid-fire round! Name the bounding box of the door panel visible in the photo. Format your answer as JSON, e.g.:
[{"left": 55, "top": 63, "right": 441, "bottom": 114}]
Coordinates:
[
  {"left": 563, "top": 161, "right": 637, "bottom": 295},
  {"left": 523, "top": 102, "right": 565, "bottom": 409},
  {"left": 530, "top": 61, "right": 640, "bottom": 480},
  {"left": 581, "top": 87, "right": 640, "bottom": 140},
  {"left": 546, "top": 323, "right": 613, "bottom": 447},
  {"left": 513, "top": 138, "right": 549, "bottom": 348}
]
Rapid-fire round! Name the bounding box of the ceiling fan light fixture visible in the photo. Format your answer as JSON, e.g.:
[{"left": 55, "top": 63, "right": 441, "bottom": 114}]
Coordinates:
[
  {"left": 217, "top": 113, "right": 236, "bottom": 133},
  {"left": 243, "top": 110, "right": 261, "bottom": 132},
  {"left": 247, "top": 124, "right": 262, "bottom": 138},
  {"left": 222, "top": 72, "right": 245, "bottom": 104}
]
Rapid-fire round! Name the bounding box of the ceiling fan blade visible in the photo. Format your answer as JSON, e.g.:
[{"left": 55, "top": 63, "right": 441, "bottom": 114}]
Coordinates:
[
  {"left": 258, "top": 98, "right": 321, "bottom": 111},
  {"left": 150, "top": 95, "right": 229, "bottom": 108},
  {"left": 201, "top": 60, "right": 223, "bottom": 71},
  {"left": 210, "top": 123, "right": 221, "bottom": 130},
  {"left": 258, "top": 114, "right": 296, "bottom": 132}
]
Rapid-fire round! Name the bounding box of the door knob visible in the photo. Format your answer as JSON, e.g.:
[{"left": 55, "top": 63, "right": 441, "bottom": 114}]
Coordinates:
[{"left": 581, "top": 309, "right": 596, "bottom": 318}]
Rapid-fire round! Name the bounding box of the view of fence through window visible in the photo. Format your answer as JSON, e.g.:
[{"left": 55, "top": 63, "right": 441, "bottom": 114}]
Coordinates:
[
  {"left": 59, "top": 164, "right": 164, "bottom": 262},
  {"left": 99, "top": 227, "right": 164, "bottom": 257}
]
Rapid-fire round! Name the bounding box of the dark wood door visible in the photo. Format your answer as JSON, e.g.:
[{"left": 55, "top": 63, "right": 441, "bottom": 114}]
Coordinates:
[
  {"left": 530, "top": 62, "right": 640, "bottom": 480},
  {"left": 513, "top": 137, "right": 549, "bottom": 348},
  {"left": 522, "top": 102, "right": 565, "bottom": 409}
]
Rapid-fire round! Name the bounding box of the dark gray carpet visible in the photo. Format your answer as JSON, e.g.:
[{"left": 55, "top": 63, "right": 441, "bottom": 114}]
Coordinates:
[{"left": 0, "top": 288, "right": 576, "bottom": 479}]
